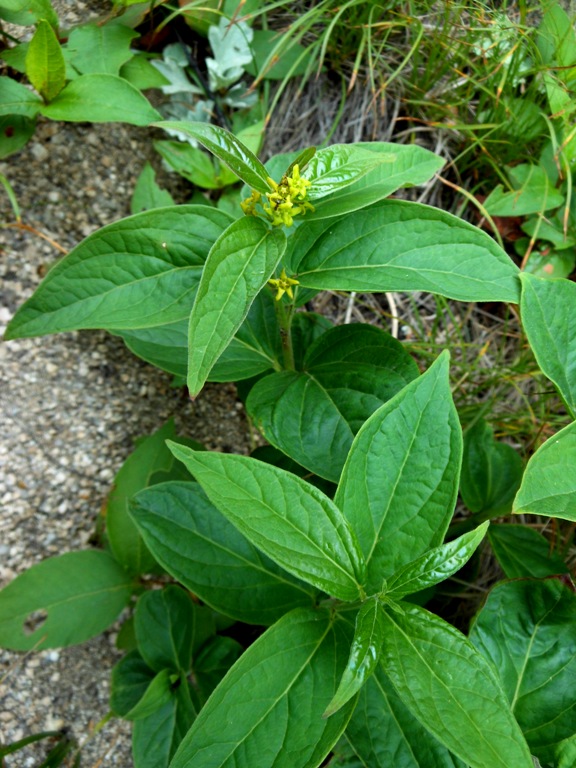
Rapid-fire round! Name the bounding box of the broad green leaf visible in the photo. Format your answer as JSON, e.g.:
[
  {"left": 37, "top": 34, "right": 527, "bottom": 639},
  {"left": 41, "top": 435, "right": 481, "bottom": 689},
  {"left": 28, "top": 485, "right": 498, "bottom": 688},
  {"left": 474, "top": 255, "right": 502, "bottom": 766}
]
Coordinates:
[
  {"left": 187, "top": 217, "right": 286, "bottom": 395},
  {"left": 0, "top": 77, "right": 43, "bottom": 118},
  {"left": 120, "top": 52, "right": 171, "bottom": 90},
  {"left": 168, "top": 445, "right": 366, "bottom": 602},
  {"left": 245, "top": 29, "right": 308, "bottom": 80},
  {"left": 110, "top": 650, "right": 155, "bottom": 717},
  {"left": 513, "top": 421, "right": 576, "bottom": 521},
  {"left": 135, "top": 586, "right": 197, "bottom": 673},
  {"left": 537, "top": 2, "right": 576, "bottom": 75},
  {"left": 521, "top": 273, "right": 576, "bottom": 418},
  {"left": 193, "top": 636, "right": 243, "bottom": 707},
  {"left": 381, "top": 603, "right": 533, "bottom": 768},
  {"left": 41, "top": 74, "right": 161, "bottom": 125},
  {"left": 130, "top": 481, "right": 317, "bottom": 625},
  {"left": 0, "top": 550, "right": 133, "bottom": 650},
  {"left": 484, "top": 165, "right": 564, "bottom": 216},
  {"left": 335, "top": 352, "right": 462, "bottom": 592},
  {"left": 25, "top": 19, "right": 65, "bottom": 101},
  {"left": 460, "top": 419, "right": 523, "bottom": 515},
  {"left": 105, "top": 420, "right": 198, "bottom": 575},
  {"left": 0, "top": 0, "right": 57, "bottom": 26},
  {"left": 524, "top": 245, "right": 576, "bottom": 280},
  {"left": 153, "top": 120, "right": 271, "bottom": 193},
  {"left": 324, "top": 597, "right": 386, "bottom": 717},
  {"left": 133, "top": 676, "right": 196, "bottom": 768},
  {"left": 247, "top": 324, "right": 419, "bottom": 482},
  {"left": 66, "top": 23, "right": 138, "bottom": 75},
  {"left": 124, "top": 668, "right": 174, "bottom": 720},
  {"left": 0, "top": 114, "right": 35, "bottom": 159},
  {"left": 556, "top": 734, "right": 576, "bottom": 768},
  {"left": 386, "top": 522, "right": 489, "bottom": 599},
  {"left": 4, "top": 206, "right": 233, "bottom": 340},
  {"left": 470, "top": 578, "right": 576, "bottom": 762},
  {"left": 345, "top": 665, "right": 465, "bottom": 767},
  {"left": 154, "top": 140, "right": 223, "bottom": 190},
  {"left": 488, "top": 524, "right": 569, "bottom": 578},
  {"left": 288, "top": 200, "right": 520, "bottom": 303},
  {"left": 130, "top": 162, "right": 174, "bottom": 214},
  {"left": 170, "top": 608, "right": 355, "bottom": 768},
  {"left": 311, "top": 143, "right": 445, "bottom": 219},
  {"left": 303, "top": 144, "right": 395, "bottom": 200}
]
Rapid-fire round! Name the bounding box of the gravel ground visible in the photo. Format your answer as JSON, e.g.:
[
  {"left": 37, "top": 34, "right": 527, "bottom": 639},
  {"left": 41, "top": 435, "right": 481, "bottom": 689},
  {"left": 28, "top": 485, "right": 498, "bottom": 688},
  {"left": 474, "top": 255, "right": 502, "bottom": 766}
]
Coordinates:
[{"left": 0, "top": 114, "right": 255, "bottom": 765}]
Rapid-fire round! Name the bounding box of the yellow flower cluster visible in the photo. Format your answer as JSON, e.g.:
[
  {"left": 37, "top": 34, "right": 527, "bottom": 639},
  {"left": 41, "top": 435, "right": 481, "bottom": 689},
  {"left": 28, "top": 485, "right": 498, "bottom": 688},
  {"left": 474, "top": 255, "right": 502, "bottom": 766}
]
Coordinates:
[
  {"left": 268, "top": 268, "right": 299, "bottom": 301},
  {"left": 240, "top": 165, "right": 314, "bottom": 228}
]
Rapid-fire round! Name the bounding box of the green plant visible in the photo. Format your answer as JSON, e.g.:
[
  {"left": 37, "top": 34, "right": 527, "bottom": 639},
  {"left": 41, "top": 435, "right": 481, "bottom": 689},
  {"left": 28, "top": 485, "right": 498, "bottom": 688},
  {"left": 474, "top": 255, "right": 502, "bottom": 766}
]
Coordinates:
[{"left": 2, "top": 126, "right": 576, "bottom": 767}]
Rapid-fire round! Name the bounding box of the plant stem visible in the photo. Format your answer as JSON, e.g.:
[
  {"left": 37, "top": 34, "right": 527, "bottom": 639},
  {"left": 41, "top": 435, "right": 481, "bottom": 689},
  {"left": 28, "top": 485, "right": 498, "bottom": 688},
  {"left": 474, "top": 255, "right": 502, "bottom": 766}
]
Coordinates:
[{"left": 274, "top": 293, "right": 296, "bottom": 371}]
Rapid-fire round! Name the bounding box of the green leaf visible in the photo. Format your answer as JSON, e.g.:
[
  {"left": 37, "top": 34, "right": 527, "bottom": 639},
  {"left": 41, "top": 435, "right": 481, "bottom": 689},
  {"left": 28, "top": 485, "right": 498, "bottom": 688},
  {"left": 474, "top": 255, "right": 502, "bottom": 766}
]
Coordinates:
[
  {"left": 334, "top": 352, "right": 462, "bottom": 592},
  {"left": 193, "top": 636, "right": 243, "bottom": 707},
  {"left": 187, "top": 217, "right": 286, "bottom": 396},
  {"left": 5, "top": 206, "right": 233, "bottom": 340},
  {"left": 124, "top": 668, "right": 175, "bottom": 720},
  {"left": 556, "top": 734, "right": 576, "bottom": 768},
  {"left": 488, "top": 524, "right": 569, "bottom": 579},
  {"left": 41, "top": 74, "right": 161, "bottom": 125},
  {"left": 311, "top": 143, "right": 445, "bottom": 219},
  {"left": 470, "top": 578, "right": 576, "bottom": 762},
  {"left": 130, "top": 162, "right": 174, "bottom": 214},
  {"left": 130, "top": 481, "right": 317, "bottom": 625},
  {"left": 0, "top": 0, "right": 57, "bottom": 26},
  {"left": 0, "top": 114, "right": 36, "bottom": 159},
  {"left": 135, "top": 586, "right": 198, "bottom": 673},
  {"left": 303, "top": 144, "right": 395, "bottom": 200},
  {"left": 25, "top": 19, "right": 65, "bottom": 101},
  {"left": 380, "top": 603, "right": 533, "bottom": 768},
  {"left": 170, "top": 608, "right": 355, "bottom": 768},
  {"left": 106, "top": 420, "right": 197, "bottom": 575},
  {"left": 66, "top": 23, "right": 138, "bottom": 75},
  {"left": 153, "top": 120, "right": 271, "bottom": 193},
  {"left": 460, "top": 419, "right": 523, "bottom": 515},
  {"left": 153, "top": 140, "right": 223, "bottom": 190},
  {"left": 245, "top": 29, "right": 309, "bottom": 80},
  {"left": 0, "top": 550, "right": 133, "bottom": 650},
  {"left": 289, "top": 200, "right": 520, "bottom": 303},
  {"left": 344, "top": 665, "right": 466, "bottom": 767},
  {"left": 484, "top": 165, "right": 565, "bottom": 216},
  {"left": 520, "top": 273, "right": 576, "bottom": 418},
  {"left": 133, "top": 675, "right": 196, "bottom": 768},
  {"left": 110, "top": 650, "right": 155, "bottom": 717},
  {"left": 324, "top": 597, "right": 386, "bottom": 717},
  {"left": 0, "top": 77, "right": 43, "bottom": 118},
  {"left": 513, "top": 421, "right": 576, "bottom": 521},
  {"left": 120, "top": 52, "right": 170, "bottom": 90},
  {"left": 386, "top": 522, "right": 489, "bottom": 599},
  {"left": 168, "top": 445, "right": 366, "bottom": 602},
  {"left": 247, "top": 323, "right": 419, "bottom": 482}
]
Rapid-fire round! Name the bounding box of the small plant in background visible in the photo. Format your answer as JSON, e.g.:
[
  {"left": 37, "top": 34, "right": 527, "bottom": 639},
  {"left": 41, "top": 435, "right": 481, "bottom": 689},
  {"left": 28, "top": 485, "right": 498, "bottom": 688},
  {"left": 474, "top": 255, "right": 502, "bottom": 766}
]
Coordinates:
[{"left": 2, "top": 120, "right": 576, "bottom": 767}]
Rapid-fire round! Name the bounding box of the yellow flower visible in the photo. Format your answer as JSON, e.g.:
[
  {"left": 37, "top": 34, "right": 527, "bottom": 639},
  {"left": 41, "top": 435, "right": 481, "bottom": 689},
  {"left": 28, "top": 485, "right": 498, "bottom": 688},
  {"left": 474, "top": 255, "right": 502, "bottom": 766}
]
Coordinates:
[{"left": 268, "top": 268, "right": 300, "bottom": 301}]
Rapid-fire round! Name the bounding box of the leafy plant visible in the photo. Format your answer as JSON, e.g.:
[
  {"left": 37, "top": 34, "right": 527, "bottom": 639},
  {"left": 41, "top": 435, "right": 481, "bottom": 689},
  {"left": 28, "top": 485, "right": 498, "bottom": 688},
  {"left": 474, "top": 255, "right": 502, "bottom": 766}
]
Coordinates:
[{"left": 2, "top": 123, "right": 576, "bottom": 768}]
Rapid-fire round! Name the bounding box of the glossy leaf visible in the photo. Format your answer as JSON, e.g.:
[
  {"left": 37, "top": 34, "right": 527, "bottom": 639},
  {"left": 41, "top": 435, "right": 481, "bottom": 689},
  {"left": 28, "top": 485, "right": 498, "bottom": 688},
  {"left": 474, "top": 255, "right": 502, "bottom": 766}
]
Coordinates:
[
  {"left": 187, "top": 217, "right": 286, "bottom": 395},
  {"left": 110, "top": 650, "right": 155, "bottom": 717},
  {"left": 41, "top": 74, "right": 162, "bottom": 125},
  {"left": 488, "top": 524, "right": 569, "bottom": 578},
  {"left": 0, "top": 551, "right": 133, "bottom": 650},
  {"left": 130, "top": 481, "right": 317, "bottom": 625},
  {"left": 66, "top": 23, "right": 138, "bottom": 75},
  {"left": 135, "top": 586, "right": 198, "bottom": 673},
  {"left": 247, "top": 323, "right": 419, "bottom": 482},
  {"left": 381, "top": 604, "right": 533, "bottom": 768},
  {"left": 5, "top": 206, "right": 233, "bottom": 339},
  {"left": 168, "top": 445, "right": 366, "bottom": 602},
  {"left": 335, "top": 352, "right": 462, "bottom": 592},
  {"left": 25, "top": 19, "right": 65, "bottom": 101},
  {"left": 311, "top": 143, "right": 445, "bottom": 219},
  {"left": 513, "top": 421, "right": 576, "bottom": 521},
  {"left": 520, "top": 273, "right": 576, "bottom": 418},
  {"left": 303, "top": 144, "right": 395, "bottom": 200},
  {"left": 288, "top": 200, "right": 520, "bottom": 303},
  {"left": 132, "top": 676, "right": 196, "bottom": 768},
  {"left": 131, "top": 162, "right": 174, "bottom": 214},
  {"left": 106, "top": 420, "right": 197, "bottom": 576},
  {"left": 470, "top": 578, "right": 576, "bottom": 761},
  {"left": 0, "top": 76, "right": 43, "bottom": 118},
  {"left": 345, "top": 665, "right": 465, "bottom": 767},
  {"left": 460, "top": 419, "right": 523, "bottom": 515},
  {"left": 193, "top": 635, "right": 243, "bottom": 707},
  {"left": 170, "top": 608, "right": 355, "bottom": 768},
  {"left": 386, "top": 522, "right": 489, "bottom": 599},
  {"left": 324, "top": 598, "right": 386, "bottom": 717},
  {"left": 153, "top": 120, "right": 270, "bottom": 193}
]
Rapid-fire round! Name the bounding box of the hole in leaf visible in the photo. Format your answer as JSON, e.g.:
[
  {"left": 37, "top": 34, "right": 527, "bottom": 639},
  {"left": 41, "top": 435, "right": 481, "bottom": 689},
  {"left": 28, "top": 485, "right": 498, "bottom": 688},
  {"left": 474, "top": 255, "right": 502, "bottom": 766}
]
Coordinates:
[{"left": 23, "top": 608, "right": 48, "bottom": 635}]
